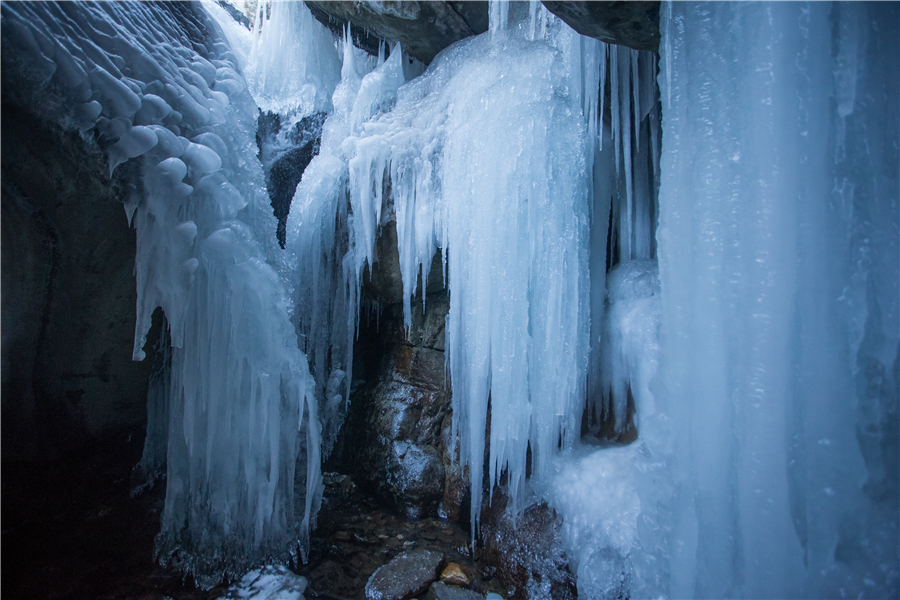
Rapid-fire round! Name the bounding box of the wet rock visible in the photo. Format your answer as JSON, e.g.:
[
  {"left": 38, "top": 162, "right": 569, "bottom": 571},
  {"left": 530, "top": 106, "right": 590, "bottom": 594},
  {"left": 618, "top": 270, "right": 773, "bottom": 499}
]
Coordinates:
[
  {"left": 541, "top": 1, "right": 660, "bottom": 51},
  {"left": 336, "top": 290, "right": 452, "bottom": 518},
  {"left": 440, "top": 562, "right": 470, "bottom": 587},
  {"left": 364, "top": 217, "right": 446, "bottom": 306},
  {"left": 365, "top": 548, "right": 443, "bottom": 600},
  {"left": 259, "top": 111, "right": 326, "bottom": 248},
  {"left": 479, "top": 496, "right": 576, "bottom": 600},
  {"left": 305, "top": 1, "right": 489, "bottom": 64},
  {"left": 439, "top": 413, "right": 469, "bottom": 522},
  {"left": 426, "top": 582, "right": 484, "bottom": 600}
]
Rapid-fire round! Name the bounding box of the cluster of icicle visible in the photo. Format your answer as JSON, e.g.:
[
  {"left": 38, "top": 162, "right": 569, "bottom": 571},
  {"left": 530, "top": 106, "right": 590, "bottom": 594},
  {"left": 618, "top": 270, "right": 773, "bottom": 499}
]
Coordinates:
[
  {"left": 281, "top": 1, "right": 649, "bottom": 538},
  {"left": 1, "top": 1, "right": 319, "bottom": 587}
]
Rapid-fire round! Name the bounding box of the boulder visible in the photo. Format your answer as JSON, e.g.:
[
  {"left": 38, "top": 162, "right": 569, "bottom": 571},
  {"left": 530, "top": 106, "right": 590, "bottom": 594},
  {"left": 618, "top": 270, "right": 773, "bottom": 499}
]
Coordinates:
[
  {"left": 479, "top": 496, "right": 576, "bottom": 600},
  {"left": 440, "top": 562, "right": 471, "bottom": 587},
  {"left": 365, "top": 548, "right": 443, "bottom": 600}
]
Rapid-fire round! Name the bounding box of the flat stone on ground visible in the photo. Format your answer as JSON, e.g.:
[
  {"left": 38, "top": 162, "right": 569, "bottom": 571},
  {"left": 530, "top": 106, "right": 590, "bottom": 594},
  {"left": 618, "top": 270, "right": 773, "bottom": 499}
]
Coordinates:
[{"left": 365, "top": 548, "right": 443, "bottom": 600}]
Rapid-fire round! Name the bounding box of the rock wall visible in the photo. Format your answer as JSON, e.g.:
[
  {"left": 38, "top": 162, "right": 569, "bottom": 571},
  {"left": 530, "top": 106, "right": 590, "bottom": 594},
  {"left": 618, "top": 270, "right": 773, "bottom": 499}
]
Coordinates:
[
  {"left": 1, "top": 101, "right": 155, "bottom": 460},
  {"left": 332, "top": 222, "right": 457, "bottom": 518}
]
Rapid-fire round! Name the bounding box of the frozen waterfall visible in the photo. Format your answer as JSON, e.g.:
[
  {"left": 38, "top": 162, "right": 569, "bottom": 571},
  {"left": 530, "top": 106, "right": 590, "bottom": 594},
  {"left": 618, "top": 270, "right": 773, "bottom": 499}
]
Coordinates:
[{"left": 1, "top": 0, "right": 896, "bottom": 597}]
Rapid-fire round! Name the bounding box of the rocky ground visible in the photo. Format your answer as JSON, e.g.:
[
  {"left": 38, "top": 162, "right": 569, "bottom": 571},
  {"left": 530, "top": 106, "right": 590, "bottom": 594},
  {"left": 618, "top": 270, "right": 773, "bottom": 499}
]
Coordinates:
[
  {"left": 301, "top": 471, "right": 508, "bottom": 600},
  {"left": 1, "top": 433, "right": 510, "bottom": 600}
]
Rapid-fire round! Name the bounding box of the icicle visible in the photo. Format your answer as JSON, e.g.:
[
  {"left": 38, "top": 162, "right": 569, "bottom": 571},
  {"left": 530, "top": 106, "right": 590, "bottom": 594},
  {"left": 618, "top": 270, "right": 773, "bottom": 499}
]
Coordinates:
[
  {"left": 0, "top": 0, "right": 326, "bottom": 586},
  {"left": 489, "top": 0, "right": 510, "bottom": 35},
  {"left": 599, "top": 42, "right": 607, "bottom": 152},
  {"left": 610, "top": 45, "right": 620, "bottom": 175},
  {"left": 618, "top": 46, "right": 634, "bottom": 262},
  {"left": 241, "top": 0, "right": 341, "bottom": 115},
  {"left": 632, "top": 49, "right": 640, "bottom": 152}
]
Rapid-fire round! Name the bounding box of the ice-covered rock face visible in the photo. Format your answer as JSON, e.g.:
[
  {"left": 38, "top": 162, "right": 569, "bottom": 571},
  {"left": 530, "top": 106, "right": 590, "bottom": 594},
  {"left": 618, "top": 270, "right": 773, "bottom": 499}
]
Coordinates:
[{"left": 1, "top": 0, "right": 318, "bottom": 587}]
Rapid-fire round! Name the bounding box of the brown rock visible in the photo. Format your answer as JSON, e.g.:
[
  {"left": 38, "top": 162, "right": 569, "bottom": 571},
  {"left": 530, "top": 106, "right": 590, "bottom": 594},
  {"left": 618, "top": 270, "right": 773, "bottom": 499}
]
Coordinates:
[
  {"left": 479, "top": 495, "right": 576, "bottom": 600},
  {"left": 332, "top": 289, "right": 452, "bottom": 518}
]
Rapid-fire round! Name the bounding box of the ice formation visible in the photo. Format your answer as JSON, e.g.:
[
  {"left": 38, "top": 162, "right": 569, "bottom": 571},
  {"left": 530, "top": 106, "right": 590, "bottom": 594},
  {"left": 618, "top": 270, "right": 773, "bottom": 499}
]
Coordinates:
[
  {"left": 287, "top": 3, "right": 616, "bottom": 533},
  {"left": 3, "top": 0, "right": 897, "bottom": 597},
  {"left": 652, "top": 2, "right": 898, "bottom": 597},
  {"left": 0, "top": 1, "right": 320, "bottom": 586}
]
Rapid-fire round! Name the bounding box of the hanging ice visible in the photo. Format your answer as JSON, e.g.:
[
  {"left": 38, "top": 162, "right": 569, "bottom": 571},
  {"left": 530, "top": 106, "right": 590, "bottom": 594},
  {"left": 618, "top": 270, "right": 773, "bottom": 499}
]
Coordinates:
[{"left": 321, "top": 4, "right": 605, "bottom": 531}]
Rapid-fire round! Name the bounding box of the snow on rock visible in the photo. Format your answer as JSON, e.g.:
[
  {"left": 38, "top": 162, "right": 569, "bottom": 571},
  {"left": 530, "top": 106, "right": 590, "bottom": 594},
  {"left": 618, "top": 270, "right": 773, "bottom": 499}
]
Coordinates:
[
  {"left": 544, "top": 444, "right": 640, "bottom": 600},
  {"left": 218, "top": 565, "right": 307, "bottom": 600},
  {"left": 599, "top": 259, "right": 660, "bottom": 435}
]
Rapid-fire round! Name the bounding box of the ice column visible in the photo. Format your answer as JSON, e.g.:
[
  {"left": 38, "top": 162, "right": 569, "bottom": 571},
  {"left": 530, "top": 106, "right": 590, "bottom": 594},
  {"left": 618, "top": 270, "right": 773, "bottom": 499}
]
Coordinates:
[
  {"left": 656, "top": 2, "right": 898, "bottom": 597},
  {"left": 588, "top": 44, "right": 661, "bottom": 436},
  {"left": 242, "top": 0, "right": 341, "bottom": 116}
]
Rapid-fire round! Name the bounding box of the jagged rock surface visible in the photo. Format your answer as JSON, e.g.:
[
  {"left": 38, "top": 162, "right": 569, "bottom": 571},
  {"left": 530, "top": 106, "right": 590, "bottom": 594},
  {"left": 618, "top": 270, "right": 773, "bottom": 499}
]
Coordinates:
[
  {"left": 305, "top": 1, "right": 489, "bottom": 64},
  {"left": 304, "top": 1, "right": 659, "bottom": 64},
  {"left": 541, "top": 1, "right": 660, "bottom": 51},
  {"left": 480, "top": 496, "right": 577, "bottom": 600},
  {"left": 337, "top": 285, "right": 452, "bottom": 518}
]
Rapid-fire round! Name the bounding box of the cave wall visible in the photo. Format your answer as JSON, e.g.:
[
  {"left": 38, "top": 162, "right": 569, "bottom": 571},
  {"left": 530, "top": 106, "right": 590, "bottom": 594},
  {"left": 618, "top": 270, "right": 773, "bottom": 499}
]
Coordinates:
[{"left": 1, "top": 101, "right": 154, "bottom": 460}]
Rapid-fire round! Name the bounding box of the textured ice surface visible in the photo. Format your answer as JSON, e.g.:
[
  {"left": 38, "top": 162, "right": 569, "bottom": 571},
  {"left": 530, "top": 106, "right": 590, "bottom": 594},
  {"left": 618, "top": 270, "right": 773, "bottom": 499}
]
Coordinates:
[
  {"left": 544, "top": 444, "right": 640, "bottom": 600},
  {"left": 600, "top": 259, "right": 660, "bottom": 433},
  {"left": 653, "top": 2, "right": 899, "bottom": 598},
  {"left": 207, "top": 0, "right": 340, "bottom": 116},
  {"left": 1, "top": 1, "right": 317, "bottom": 586},
  {"left": 6, "top": 1, "right": 895, "bottom": 597}
]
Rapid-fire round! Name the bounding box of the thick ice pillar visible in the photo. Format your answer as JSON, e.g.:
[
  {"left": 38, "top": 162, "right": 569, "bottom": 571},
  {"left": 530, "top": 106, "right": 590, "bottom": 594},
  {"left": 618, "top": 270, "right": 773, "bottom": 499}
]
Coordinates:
[{"left": 656, "top": 2, "right": 898, "bottom": 597}]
